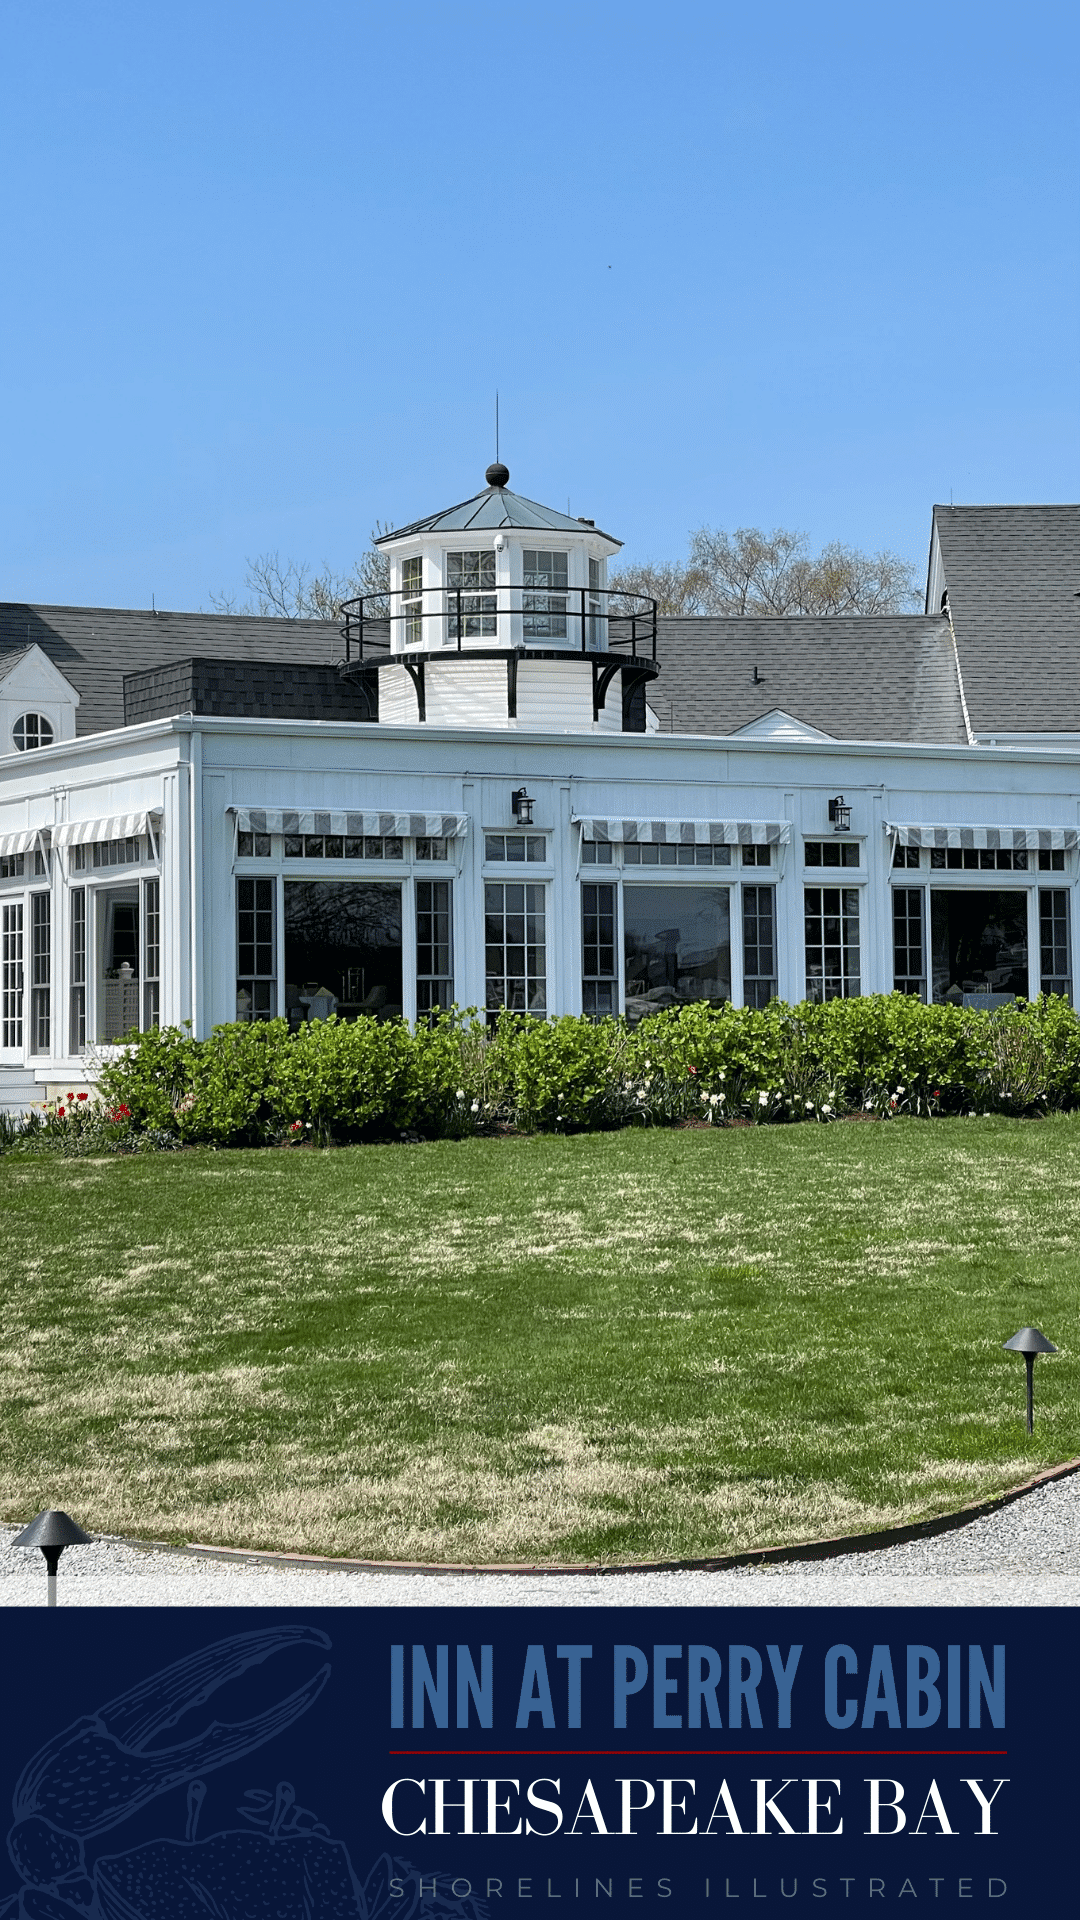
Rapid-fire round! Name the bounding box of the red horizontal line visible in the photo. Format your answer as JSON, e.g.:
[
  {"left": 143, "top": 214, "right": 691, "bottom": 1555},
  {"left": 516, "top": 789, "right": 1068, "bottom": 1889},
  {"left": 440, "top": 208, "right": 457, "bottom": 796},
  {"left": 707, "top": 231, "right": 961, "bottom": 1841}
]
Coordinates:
[{"left": 389, "top": 1749, "right": 1007, "bottom": 1759}]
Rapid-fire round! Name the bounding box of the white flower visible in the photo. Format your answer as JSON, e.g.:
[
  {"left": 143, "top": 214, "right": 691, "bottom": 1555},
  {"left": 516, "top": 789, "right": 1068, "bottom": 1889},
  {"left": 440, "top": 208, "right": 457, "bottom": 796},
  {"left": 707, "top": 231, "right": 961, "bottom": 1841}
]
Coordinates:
[
  {"left": 718, "top": 1070, "right": 725, "bottom": 1080},
  {"left": 758, "top": 1090, "right": 768, "bottom": 1106},
  {"left": 717, "top": 1091, "right": 725, "bottom": 1104},
  {"left": 822, "top": 1103, "right": 833, "bottom": 1115},
  {"left": 644, "top": 1058, "right": 651, "bottom": 1069},
  {"left": 896, "top": 1085, "right": 905, "bottom": 1095},
  {"left": 709, "top": 1092, "right": 720, "bottom": 1106},
  {"left": 700, "top": 1091, "right": 709, "bottom": 1103},
  {"left": 805, "top": 1100, "right": 814, "bottom": 1110},
  {"left": 455, "top": 1087, "right": 465, "bottom": 1098},
  {"left": 864, "top": 1099, "right": 874, "bottom": 1110},
  {"left": 471, "top": 1100, "right": 480, "bottom": 1113}
]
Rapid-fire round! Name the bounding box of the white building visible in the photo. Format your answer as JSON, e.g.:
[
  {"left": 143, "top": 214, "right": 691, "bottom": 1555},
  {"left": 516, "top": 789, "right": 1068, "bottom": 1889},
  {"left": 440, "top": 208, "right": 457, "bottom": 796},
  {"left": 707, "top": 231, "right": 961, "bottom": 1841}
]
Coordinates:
[{"left": 1, "top": 470, "right": 1078, "bottom": 1111}]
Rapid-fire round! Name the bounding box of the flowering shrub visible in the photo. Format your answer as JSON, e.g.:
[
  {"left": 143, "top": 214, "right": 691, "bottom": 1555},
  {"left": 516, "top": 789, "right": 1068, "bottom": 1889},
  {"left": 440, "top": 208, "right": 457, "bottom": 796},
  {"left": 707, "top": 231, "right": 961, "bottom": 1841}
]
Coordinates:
[{"left": 6, "top": 991, "right": 1074, "bottom": 1155}]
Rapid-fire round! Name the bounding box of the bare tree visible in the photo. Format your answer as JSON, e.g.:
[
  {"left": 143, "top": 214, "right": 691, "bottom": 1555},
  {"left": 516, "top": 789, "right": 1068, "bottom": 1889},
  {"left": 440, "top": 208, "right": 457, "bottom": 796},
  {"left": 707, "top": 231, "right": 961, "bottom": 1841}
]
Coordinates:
[
  {"left": 610, "top": 526, "right": 919, "bottom": 617},
  {"left": 208, "top": 528, "right": 391, "bottom": 620}
]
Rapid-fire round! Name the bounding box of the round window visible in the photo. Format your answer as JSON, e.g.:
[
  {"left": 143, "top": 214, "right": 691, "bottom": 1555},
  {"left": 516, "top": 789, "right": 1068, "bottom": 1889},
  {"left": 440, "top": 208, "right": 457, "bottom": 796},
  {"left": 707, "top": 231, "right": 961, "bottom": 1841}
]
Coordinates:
[{"left": 12, "top": 713, "right": 54, "bottom": 751}]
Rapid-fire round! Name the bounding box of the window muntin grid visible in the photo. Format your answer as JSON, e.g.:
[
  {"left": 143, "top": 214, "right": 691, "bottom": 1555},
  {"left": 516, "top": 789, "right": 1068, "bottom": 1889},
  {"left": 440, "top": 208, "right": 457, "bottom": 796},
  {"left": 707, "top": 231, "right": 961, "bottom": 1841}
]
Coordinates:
[
  {"left": 1, "top": 901, "right": 23, "bottom": 1047},
  {"left": 143, "top": 878, "right": 161, "bottom": 1029},
  {"left": 416, "top": 879, "right": 453, "bottom": 1016},
  {"left": 892, "top": 886, "right": 925, "bottom": 998},
  {"left": 402, "top": 555, "right": 423, "bottom": 645},
  {"left": 29, "top": 892, "right": 50, "bottom": 1053},
  {"left": 804, "top": 841, "right": 860, "bottom": 868},
  {"left": 70, "top": 888, "right": 86, "bottom": 1053},
  {"left": 71, "top": 837, "right": 141, "bottom": 871},
  {"left": 930, "top": 847, "right": 1030, "bottom": 871},
  {"left": 893, "top": 844, "right": 921, "bottom": 869},
  {"left": 237, "top": 877, "right": 276, "bottom": 1021},
  {"left": 284, "top": 834, "right": 404, "bottom": 860},
  {"left": 1040, "top": 889, "right": 1070, "bottom": 999},
  {"left": 742, "top": 884, "right": 777, "bottom": 1009},
  {"left": 485, "top": 881, "right": 546, "bottom": 1021},
  {"left": 446, "top": 549, "right": 496, "bottom": 638},
  {"left": 12, "top": 713, "right": 53, "bottom": 751},
  {"left": 484, "top": 834, "right": 546, "bottom": 863},
  {"left": 623, "top": 843, "right": 732, "bottom": 866},
  {"left": 522, "top": 549, "right": 568, "bottom": 639},
  {"left": 582, "top": 882, "right": 617, "bottom": 1017},
  {"left": 805, "top": 886, "right": 861, "bottom": 1001}
]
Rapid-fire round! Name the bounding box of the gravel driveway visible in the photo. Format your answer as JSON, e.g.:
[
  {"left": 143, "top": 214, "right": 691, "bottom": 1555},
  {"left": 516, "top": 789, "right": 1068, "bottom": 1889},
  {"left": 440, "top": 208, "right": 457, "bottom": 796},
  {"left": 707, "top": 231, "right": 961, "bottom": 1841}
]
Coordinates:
[{"left": 3, "top": 1470, "right": 1078, "bottom": 1607}]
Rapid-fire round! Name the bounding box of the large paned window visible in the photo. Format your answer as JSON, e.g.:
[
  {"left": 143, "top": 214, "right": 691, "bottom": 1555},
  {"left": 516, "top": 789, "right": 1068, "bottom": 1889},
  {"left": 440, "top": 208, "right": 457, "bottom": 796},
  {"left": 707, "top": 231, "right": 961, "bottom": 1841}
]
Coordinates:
[
  {"left": 446, "top": 550, "right": 496, "bottom": 639},
  {"left": 416, "top": 880, "right": 453, "bottom": 1016},
  {"left": 805, "top": 887, "right": 861, "bottom": 1000},
  {"left": 742, "top": 885, "right": 777, "bottom": 1008},
  {"left": 284, "top": 881, "right": 402, "bottom": 1024},
  {"left": 143, "top": 878, "right": 161, "bottom": 1029},
  {"left": 623, "top": 886, "right": 730, "bottom": 1023},
  {"left": 237, "top": 877, "right": 276, "bottom": 1020},
  {"left": 485, "top": 882, "right": 546, "bottom": 1022},
  {"left": 582, "top": 882, "right": 617, "bottom": 1016},
  {"left": 29, "top": 893, "right": 50, "bottom": 1053},
  {"left": 523, "top": 549, "right": 568, "bottom": 639},
  {"left": 70, "top": 888, "right": 86, "bottom": 1052},
  {"left": 1040, "top": 889, "right": 1070, "bottom": 999},
  {"left": 929, "top": 890, "right": 1027, "bottom": 1004},
  {"left": 1, "top": 901, "right": 23, "bottom": 1048},
  {"left": 892, "top": 888, "right": 925, "bottom": 998}
]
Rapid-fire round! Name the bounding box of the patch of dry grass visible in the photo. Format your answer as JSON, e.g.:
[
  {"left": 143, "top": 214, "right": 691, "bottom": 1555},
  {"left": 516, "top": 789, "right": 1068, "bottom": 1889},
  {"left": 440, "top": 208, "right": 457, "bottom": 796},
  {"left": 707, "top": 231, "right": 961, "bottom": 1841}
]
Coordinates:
[{"left": 1, "top": 1118, "right": 1078, "bottom": 1562}]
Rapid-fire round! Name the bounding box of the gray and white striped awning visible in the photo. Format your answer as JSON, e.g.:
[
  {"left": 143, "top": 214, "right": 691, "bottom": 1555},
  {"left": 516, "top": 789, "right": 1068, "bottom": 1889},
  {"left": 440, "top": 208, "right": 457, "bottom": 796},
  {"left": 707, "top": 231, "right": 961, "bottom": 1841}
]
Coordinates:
[
  {"left": 574, "top": 816, "right": 791, "bottom": 846},
  {"left": 229, "top": 807, "right": 470, "bottom": 838},
  {"left": 0, "top": 827, "right": 47, "bottom": 857},
  {"left": 54, "top": 811, "right": 161, "bottom": 847},
  {"left": 886, "top": 822, "right": 1079, "bottom": 851}
]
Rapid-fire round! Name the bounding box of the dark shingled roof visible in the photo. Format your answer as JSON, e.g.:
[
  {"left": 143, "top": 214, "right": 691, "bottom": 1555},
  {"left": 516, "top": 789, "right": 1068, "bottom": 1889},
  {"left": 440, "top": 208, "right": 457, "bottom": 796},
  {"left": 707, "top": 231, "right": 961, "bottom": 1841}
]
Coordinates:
[
  {"left": 650, "top": 615, "right": 967, "bottom": 744},
  {"left": 931, "top": 505, "right": 1080, "bottom": 737},
  {"left": 0, "top": 603, "right": 343, "bottom": 737}
]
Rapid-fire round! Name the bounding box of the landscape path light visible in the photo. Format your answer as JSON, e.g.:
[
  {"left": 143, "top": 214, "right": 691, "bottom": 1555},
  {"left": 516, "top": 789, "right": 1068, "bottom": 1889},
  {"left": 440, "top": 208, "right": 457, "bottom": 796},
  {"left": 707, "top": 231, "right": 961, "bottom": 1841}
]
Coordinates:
[
  {"left": 1002, "top": 1327, "right": 1058, "bottom": 1434},
  {"left": 12, "top": 1508, "right": 92, "bottom": 1605}
]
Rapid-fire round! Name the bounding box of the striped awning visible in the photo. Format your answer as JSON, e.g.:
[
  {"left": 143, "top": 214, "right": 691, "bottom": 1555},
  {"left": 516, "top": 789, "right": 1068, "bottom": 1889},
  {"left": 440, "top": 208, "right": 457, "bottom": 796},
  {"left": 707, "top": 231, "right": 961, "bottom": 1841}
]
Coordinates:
[
  {"left": 54, "top": 811, "right": 161, "bottom": 848},
  {"left": 886, "top": 822, "right": 1079, "bottom": 851},
  {"left": 0, "top": 828, "right": 47, "bottom": 857},
  {"left": 229, "top": 807, "right": 470, "bottom": 838},
  {"left": 574, "top": 816, "right": 791, "bottom": 846}
]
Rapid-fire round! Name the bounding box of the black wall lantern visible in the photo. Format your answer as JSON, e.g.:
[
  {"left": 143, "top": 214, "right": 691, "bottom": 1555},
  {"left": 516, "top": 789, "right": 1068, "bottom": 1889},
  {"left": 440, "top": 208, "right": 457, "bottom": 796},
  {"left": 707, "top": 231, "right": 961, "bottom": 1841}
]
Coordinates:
[
  {"left": 12, "top": 1507, "right": 92, "bottom": 1605},
  {"left": 511, "top": 788, "right": 534, "bottom": 825},
  {"left": 1002, "top": 1326, "right": 1058, "bottom": 1434},
  {"left": 828, "top": 795, "right": 852, "bottom": 832}
]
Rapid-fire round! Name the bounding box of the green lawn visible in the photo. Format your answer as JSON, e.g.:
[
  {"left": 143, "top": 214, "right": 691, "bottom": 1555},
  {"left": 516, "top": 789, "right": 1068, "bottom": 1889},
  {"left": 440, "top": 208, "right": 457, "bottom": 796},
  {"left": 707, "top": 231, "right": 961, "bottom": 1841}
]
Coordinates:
[{"left": 1, "top": 1118, "right": 1077, "bottom": 1565}]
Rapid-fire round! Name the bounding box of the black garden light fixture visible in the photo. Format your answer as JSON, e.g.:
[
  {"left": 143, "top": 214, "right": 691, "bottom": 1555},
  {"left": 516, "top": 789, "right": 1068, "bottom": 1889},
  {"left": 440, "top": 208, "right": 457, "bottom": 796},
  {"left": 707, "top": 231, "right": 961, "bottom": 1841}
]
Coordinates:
[
  {"left": 1002, "top": 1327, "right": 1058, "bottom": 1434},
  {"left": 511, "top": 787, "right": 535, "bottom": 825},
  {"left": 12, "top": 1508, "right": 92, "bottom": 1606},
  {"left": 828, "top": 795, "right": 852, "bottom": 832}
]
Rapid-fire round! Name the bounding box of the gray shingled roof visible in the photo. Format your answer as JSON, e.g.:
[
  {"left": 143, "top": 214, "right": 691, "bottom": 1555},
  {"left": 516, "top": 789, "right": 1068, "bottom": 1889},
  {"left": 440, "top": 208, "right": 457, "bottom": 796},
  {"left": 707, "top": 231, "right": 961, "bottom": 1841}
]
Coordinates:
[
  {"left": 380, "top": 478, "right": 620, "bottom": 545},
  {"left": 932, "top": 505, "right": 1080, "bottom": 736},
  {"left": 650, "top": 615, "right": 967, "bottom": 744},
  {"left": 0, "top": 603, "right": 343, "bottom": 738}
]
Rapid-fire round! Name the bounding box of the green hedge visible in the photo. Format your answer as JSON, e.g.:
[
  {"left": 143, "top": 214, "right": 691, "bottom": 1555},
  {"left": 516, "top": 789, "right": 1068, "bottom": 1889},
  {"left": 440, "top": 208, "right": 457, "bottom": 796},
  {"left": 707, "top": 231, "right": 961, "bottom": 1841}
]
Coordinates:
[
  {"left": 76, "top": 995, "right": 1080, "bottom": 1149},
  {"left": 5, "top": 995, "right": 1079, "bottom": 1155}
]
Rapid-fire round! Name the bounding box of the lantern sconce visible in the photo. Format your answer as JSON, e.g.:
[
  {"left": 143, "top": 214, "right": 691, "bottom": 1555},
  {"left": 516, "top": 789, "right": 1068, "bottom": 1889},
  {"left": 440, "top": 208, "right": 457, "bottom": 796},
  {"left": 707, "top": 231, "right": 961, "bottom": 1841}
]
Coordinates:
[
  {"left": 828, "top": 795, "right": 852, "bottom": 832},
  {"left": 511, "top": 788, "right": 535, "bottom": 825}
]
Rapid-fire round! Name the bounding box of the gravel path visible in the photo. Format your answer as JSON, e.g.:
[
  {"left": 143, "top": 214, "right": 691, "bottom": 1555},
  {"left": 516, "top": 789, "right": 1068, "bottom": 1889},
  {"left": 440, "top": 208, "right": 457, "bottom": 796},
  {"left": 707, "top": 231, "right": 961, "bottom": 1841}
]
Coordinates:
[{"left": 3, "top": 1471, "right": 1079, "bottom": 1608}]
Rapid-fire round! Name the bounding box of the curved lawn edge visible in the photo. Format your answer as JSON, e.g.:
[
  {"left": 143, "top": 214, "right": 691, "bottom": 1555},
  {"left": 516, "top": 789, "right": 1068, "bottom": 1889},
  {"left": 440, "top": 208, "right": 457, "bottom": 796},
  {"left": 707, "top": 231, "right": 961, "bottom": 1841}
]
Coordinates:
[{"left": 90, "top": 1454, "right": 1079, "bottom": 1578}]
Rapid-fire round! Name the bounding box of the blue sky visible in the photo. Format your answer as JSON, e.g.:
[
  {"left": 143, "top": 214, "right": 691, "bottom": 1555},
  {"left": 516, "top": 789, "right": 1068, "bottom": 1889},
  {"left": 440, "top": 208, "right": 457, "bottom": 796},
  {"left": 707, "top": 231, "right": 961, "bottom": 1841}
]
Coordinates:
[{"left": 1, "top": 0, "right": 1077, "bottom": 610}]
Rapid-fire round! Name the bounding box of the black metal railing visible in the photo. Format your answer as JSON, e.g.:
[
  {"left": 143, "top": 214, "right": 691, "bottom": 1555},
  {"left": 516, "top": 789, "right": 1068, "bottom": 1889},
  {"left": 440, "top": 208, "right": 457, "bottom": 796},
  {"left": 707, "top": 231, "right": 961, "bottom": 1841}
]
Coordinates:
[{"left": 340, "top": 584, "right": 657, "bottom": 665}]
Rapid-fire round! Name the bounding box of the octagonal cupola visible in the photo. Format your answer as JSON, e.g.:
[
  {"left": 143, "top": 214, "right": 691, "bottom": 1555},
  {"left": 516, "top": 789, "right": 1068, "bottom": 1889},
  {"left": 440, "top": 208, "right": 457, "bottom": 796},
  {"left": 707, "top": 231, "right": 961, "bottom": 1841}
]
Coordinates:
[{"left": 339, "top": 464, "right": 658, "bottom": 732}]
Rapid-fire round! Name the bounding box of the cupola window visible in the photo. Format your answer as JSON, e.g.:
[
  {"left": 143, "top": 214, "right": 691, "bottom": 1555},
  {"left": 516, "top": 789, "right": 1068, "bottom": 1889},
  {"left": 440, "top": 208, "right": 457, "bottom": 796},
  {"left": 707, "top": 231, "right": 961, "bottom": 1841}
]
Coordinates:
[
  {"left": 446, "top": 550, "right": 496, "bottom": 639},
  {"left": 12, "top": 713, "right": 53, "bottom": 752},
  {"left": 402, "top": 556, "right": 423, "bottom": 645},
  {"left": 523, "top": 550, "right": 568, "bottom": 639}
]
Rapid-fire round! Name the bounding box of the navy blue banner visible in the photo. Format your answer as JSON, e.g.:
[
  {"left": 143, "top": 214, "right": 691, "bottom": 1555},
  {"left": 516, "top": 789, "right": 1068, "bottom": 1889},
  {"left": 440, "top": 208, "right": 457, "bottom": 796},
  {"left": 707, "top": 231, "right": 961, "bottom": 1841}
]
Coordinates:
[{"left": 0, "top": 1607, "right": 1069, "bottom": 1917}]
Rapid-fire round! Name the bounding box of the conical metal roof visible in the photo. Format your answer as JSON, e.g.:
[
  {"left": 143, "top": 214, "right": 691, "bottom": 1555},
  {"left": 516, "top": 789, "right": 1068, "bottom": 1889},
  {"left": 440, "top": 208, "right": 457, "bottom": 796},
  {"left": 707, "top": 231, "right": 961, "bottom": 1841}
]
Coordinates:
[{"left": 378, "top": 468, "right": 621, "bottom": 546}]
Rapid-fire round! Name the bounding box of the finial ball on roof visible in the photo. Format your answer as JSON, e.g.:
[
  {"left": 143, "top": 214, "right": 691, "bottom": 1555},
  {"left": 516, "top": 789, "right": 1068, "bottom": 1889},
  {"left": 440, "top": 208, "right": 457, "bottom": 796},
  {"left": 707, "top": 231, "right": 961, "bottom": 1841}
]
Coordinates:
[{"left": 485, "top": 461, "right": 510, "bottom": 489}]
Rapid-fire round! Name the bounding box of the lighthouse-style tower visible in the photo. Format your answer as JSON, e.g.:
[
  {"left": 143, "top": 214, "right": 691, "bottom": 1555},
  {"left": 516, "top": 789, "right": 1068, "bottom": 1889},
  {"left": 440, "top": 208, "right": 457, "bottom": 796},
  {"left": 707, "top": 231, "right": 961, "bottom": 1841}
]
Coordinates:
[{"left": 339, "top": 464, "right": 659, "bottom": 732}]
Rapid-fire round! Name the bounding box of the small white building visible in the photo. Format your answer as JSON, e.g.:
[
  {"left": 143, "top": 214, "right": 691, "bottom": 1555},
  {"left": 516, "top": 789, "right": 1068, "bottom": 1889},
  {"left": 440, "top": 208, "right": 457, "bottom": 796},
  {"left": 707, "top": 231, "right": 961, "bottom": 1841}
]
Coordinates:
[{"left": 1, "top": 470, "right": 1078, "bottom": 1110}]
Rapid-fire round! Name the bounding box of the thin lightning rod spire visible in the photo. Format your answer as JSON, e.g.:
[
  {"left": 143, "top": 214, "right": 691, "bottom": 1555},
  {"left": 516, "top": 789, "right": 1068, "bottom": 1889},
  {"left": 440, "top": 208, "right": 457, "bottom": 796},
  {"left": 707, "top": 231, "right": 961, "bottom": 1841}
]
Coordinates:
[{"left": 495, "top": 392, "right": 499, "bottom": 463}]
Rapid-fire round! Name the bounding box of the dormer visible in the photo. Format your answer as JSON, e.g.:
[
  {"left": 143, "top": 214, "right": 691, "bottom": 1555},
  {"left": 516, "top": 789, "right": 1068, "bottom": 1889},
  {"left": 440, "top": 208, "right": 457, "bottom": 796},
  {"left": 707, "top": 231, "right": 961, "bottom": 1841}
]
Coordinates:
[
  {"left": 0, "top": 645, "right": 80, "bottom": 757},
  {"left": 339, "top": 465, "right": 659, "bottom": 732}
]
